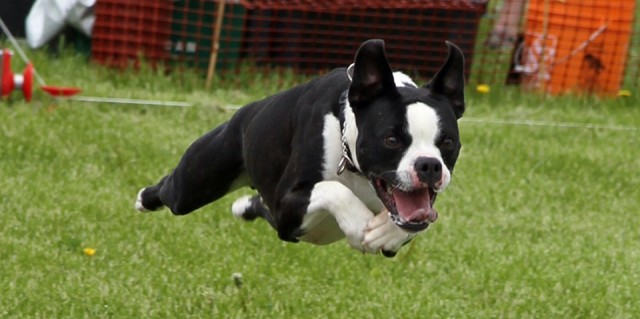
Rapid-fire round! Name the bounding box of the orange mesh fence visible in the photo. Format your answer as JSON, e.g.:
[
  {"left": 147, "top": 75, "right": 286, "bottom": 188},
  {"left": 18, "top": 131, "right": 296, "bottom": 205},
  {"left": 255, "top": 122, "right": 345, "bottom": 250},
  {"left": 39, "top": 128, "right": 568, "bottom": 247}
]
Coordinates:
[
  {"left": 474, "top": 0, "right": 637, "bottom": 96},
  {"left": 91, "top": 0, "right": 639, "bottom": 96}
]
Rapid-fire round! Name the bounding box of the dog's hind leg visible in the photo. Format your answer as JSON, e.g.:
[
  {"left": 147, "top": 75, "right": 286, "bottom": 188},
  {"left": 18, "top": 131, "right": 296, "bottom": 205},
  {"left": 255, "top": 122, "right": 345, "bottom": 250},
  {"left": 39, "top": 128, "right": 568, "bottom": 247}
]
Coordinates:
[
  {"left": 135, "top": 176, "right": 168, "bottom": 212},
  {"left": 231, "top": 195, "right": 277, "bottom": 229},
  {"left": 135, "top": 122, "right": 246, "bottom": 215}
]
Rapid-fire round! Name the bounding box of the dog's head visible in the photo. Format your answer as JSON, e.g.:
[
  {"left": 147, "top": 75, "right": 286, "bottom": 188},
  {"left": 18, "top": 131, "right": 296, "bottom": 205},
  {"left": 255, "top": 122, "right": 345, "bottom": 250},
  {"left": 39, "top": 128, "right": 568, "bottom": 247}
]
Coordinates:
[{"left": 343, "top": 39, "right": 465, "bottom": 232}]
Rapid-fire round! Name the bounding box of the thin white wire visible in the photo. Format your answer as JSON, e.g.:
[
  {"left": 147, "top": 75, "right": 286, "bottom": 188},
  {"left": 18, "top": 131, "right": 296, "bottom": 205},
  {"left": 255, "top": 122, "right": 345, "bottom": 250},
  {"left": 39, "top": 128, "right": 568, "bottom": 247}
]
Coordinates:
[
  {"left": 461, "top": 117, "right": 639, "bottom": 132},
  {"left": 70, "top": 96, "right": 192, "bottom": 107}
]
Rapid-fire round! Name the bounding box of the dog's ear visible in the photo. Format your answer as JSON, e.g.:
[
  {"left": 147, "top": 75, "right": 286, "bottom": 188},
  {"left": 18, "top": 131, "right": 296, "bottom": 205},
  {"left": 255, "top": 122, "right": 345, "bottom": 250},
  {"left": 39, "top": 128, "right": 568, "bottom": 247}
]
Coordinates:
[
  {"left": 348, "top": 39, "right": 398, "bottom": 105},
  {"left": 424, "top": 41, "right": 465, "bottom": 119}
]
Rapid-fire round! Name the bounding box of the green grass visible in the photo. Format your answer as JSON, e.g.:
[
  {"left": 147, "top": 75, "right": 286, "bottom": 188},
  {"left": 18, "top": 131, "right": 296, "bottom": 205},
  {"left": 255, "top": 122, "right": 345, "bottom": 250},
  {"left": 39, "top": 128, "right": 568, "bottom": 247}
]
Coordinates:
[{"left": 1, "top": 45, "right": 640, "bottom": 318}]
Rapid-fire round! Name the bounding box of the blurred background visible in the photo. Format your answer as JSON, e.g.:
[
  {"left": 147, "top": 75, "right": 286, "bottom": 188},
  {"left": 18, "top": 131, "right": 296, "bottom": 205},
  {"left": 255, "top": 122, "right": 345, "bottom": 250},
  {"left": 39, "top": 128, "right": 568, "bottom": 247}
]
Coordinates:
[{"left": 2, "top": 0, "right": 638, "bottom": 98}]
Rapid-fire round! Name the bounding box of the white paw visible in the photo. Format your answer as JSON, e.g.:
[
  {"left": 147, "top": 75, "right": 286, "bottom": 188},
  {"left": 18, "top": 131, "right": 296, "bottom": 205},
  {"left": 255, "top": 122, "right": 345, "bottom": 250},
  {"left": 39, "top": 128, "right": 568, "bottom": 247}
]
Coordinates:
[
  {"left": 231, "top": 195, "right": 253, "bottom": 219},
  {"left": 135, "top": 188, "right": 149, "bottom": 212},
  {"left": 362, "top": 211, "right": 416, "bottom": 254}
]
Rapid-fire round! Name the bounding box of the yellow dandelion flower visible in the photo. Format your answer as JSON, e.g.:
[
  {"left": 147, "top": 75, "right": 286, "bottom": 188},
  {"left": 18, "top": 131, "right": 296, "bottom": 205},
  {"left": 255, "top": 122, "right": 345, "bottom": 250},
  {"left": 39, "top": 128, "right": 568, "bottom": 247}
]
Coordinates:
[
  {"left": 618, "top": 89, "right": 631, "bottom": 97},
  {"left": 83, "top": 247, "right": 96, "bottom": 256},
  {"left": 476, "top": 84, "right": 490, "bottom": 94}
]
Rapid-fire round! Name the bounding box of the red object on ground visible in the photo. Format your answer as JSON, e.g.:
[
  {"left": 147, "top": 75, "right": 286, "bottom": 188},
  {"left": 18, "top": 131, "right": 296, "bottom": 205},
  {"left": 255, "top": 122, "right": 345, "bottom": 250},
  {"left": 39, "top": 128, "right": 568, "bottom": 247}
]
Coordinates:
[
  {"left": 41, "top": 85, "right": 82, "bottom": 97},
  {"left": 1, "top": 49, "right": 14, "bottom": 96},
  {"left": 1, "top": 49, "right": 34, "bottom": 101},
  {"left": 22, "top": 63, "right": 33, "bottom": 102}
]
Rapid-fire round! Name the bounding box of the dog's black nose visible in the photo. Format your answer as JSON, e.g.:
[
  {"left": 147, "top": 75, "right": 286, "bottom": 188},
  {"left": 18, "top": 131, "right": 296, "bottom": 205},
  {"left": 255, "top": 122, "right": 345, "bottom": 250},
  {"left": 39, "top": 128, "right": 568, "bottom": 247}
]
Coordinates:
[{"left": 415, "top": 157, "right": 442, "bottom": 188}]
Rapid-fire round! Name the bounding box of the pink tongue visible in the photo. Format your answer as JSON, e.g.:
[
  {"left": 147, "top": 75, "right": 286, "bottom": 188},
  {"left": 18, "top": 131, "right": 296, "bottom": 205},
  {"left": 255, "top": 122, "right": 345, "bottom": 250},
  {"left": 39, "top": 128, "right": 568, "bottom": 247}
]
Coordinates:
[{"left": 393, "top": 189, "right": 437, "bottom": 223}]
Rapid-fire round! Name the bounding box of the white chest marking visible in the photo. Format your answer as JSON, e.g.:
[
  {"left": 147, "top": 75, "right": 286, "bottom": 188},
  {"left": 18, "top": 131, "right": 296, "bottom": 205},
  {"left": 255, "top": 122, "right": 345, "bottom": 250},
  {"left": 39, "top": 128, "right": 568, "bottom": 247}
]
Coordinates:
[{"left": 321, "top": 114, "right": 381, "bottom": 211}]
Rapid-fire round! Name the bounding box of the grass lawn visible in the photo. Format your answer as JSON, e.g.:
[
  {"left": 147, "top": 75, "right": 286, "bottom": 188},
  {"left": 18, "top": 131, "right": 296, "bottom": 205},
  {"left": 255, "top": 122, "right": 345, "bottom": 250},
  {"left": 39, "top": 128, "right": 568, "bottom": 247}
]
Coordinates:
[{"left": 1, "top": 46, "right": 639, "bottom": 318}]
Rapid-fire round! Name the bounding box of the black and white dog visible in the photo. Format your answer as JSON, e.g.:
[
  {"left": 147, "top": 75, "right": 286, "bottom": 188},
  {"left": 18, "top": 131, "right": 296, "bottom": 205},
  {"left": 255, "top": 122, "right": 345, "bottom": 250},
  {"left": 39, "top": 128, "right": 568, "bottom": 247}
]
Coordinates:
[{"left": 135, "top": 39, "right": 465, "bottom": 257}]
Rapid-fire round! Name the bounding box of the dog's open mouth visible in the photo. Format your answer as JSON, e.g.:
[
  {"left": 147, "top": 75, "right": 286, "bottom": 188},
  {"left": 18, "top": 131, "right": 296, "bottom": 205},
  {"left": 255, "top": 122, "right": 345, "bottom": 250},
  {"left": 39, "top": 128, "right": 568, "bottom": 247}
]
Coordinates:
[{"left": 372, "top": 172, "right": 438, "bottom": 232}]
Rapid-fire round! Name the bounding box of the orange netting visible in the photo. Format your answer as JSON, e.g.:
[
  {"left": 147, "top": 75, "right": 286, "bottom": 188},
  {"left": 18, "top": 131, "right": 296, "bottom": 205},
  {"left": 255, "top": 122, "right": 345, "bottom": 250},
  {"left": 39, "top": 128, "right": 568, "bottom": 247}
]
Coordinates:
[{"left": 474, "top": 0, "right": 637, "bottom": 96}]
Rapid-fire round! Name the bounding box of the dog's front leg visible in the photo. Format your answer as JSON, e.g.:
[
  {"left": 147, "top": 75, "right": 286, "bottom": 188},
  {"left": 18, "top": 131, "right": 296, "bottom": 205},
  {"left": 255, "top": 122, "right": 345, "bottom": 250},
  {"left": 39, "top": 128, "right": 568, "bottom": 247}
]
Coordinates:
[
  {"left": 362, "top": 211, "right": 417, "bottom": 257},
  {"left": 304, "top": 181, "right": 375, "bottom": 253},
  {"left": 298, "top": 181, "right": 416, "bottom": 255}
]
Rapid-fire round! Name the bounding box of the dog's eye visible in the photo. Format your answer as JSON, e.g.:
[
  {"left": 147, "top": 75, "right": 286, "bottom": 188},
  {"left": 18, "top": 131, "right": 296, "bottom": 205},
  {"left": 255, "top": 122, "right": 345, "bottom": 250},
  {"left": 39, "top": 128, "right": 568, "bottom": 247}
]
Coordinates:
[
  {"left": 439, "top": 138, "right": 455, "bottom": 150},
  {"left": 384, "top": 135, "right": 400, "bottom": 148}
]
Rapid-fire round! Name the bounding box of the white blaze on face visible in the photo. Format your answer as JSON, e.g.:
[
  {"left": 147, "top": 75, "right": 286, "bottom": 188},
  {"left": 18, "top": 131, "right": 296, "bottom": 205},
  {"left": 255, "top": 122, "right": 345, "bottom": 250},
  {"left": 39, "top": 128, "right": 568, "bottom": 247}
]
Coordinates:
[{"left": 397, "top": 102, "right": 451, "bottom": 191}]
